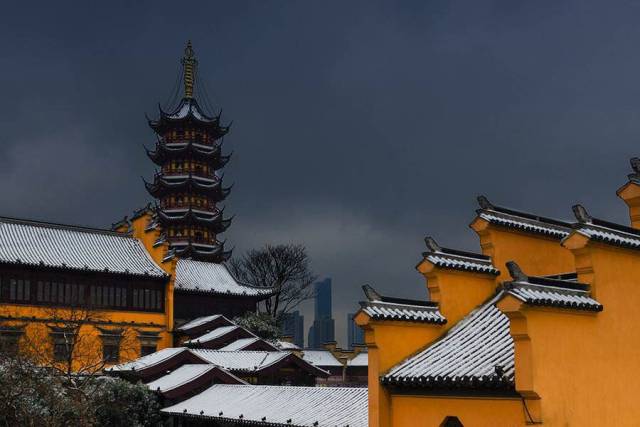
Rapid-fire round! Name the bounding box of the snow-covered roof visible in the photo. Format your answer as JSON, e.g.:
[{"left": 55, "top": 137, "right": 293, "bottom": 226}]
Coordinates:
[
  {"left": 506, "top": 281, "right": 602, "bottom": 311},
  {"left": 360, "top": 300, "right": 446, "bottom": 324},
  {"left": 0, "top": 217, "right": 166, "bottom": 277},
  {"left": 184, "top": 325, "right": 251, "bottom": 346},
  {"left": 570, "top": 205, "right": 640, "bottom": 251},
  {"left": 175, "top": 314, "right": 230, "bottom": 333},
  {"left": 220, "top": 337, "right": 279, "bottom": 351},
  {"left": 301, "top": 350, "right": 343, "bottom": 367},
  {"left": 347, "top": 352, "right": 368, "bottom": 367},
  {"left": 189, "top": 350, "right": 291, "bottom": 372},
  {"left": 275, "top": 340, "right": 301, "bottom": 350},
  {"left": 476, "top": 196, "right": 571, "bottom": 239},
  {"left": 174, "top": 259, "right": 272, "bottom": 297},
  {"left": 165, "top": 98, "right": 216, "bottom": 123},
  {"left": 422, "top": 237, "right": 499, "bottom": 275},
  {"left": 106, "top": 347, "right": 188, "bottom": 373},
  {"left": 162, "top": 384, "right": 368, "bottom": 427},
  {"left": 146, "top": 364, "right": 218, "bottom": 392},
  {"left": 383, "top": 294, "right": 514, "bottom": 391}
]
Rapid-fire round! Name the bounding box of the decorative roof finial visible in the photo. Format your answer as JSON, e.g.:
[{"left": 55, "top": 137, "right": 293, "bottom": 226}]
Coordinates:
[
  {"left": 423, "top": 236, "right": 441, "bottom": 253},
  {"left": 572, "top": 204, "right": 592, "bottom": 223},
  {"left": 182, "top": 40, "right": 197, "bottom": 99},
  {"left": 505, "top": 261, "right": 527, "bottom": 282}
]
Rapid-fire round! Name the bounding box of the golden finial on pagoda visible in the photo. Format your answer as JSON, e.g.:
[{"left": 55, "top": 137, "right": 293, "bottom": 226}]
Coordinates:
[{"left": 181, "top": 40, "right": 197, "bottom": 99}]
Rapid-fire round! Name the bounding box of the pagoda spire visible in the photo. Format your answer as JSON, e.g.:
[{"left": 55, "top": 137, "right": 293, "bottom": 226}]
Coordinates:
[{"left": 182, "top": 40, "right": 197, "bottom": 99}]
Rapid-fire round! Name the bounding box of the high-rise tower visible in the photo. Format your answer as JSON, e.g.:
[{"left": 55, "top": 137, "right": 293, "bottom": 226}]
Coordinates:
[{"left": 144, "top": 41, "right": 233, "bottom": 263}]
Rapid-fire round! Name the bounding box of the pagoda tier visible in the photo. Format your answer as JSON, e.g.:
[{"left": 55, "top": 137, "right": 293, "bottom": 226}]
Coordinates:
[
  {"left": 143, "top": 41, "right": 233, "bottom": 263},
  {"left": 146, "top": 140, "right": 231, "bottom": 168},
  {"left": 144, "top": 174, "right": 231, "bottom": 200},
  {"left": 148, "top": 98, "right": 230, "bottom": 137},
  {"left": 157, "top": 207, "right": 232, "bottom": 233},
  {"left": 170, "top": 240, "right": 232, "bottom": 263}
]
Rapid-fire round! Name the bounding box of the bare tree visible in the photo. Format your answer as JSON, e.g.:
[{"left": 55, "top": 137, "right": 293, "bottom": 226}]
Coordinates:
[{"left": 229, "top": 244, "right": 316, "bottom": 319}]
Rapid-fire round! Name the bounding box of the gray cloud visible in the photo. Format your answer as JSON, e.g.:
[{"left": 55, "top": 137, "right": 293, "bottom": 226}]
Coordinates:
[{"left": 1, "top": 0, "right": 639, "bottom": 345}]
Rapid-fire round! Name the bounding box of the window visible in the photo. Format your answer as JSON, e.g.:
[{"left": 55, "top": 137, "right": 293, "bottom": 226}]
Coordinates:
[
  {"left": 8, "top": 279, "right": 30, "bottom": 302},
  {"left": 50, "top": 330, "right": 74, "bottom": 362},
  {"left": 141, "top": 345, "right": 156, "bottom": 356},
  {"left": 103, "top": 344, "right": 120, "bottom": 362},
  {"left": 99, "top": 329, "right": 123, "bottom": 363},
  {"left": 0, "top": 325, "right": 24, "bottom": 355}
]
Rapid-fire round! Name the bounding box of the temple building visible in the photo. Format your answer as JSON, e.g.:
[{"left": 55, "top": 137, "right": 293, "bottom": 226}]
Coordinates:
[
  {"left": 356, "top": 157, "right": 640, "bottom": 426},
  {"left": 0, "top": 42, "right": 270, "bottom": 369}
]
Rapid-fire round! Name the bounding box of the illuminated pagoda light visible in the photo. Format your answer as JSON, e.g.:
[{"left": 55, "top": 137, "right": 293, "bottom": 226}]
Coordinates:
[{"left": 144, "top": 41, "right": 233, "bottom": 263}]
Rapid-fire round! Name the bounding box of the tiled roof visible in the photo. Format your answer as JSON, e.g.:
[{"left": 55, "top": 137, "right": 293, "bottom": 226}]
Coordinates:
[
  {"left": 189, "top": 350, "right": 291, "bottom": 373},
  {"left": 347, "top": 352, "right": 368, "bottom": 367},
  {"left": 504, "top": 261, "right": 602, "bottom": 311},
  {"left": 422, "top": 237, "right": 499, "bottom": 275},
  {"left": 146, "top": 364, "right": 220, "bottom": 392},
  {"left": 106, "top": 347, "right": 188, "bottom": 373},
  {"left": 571, "top": 204, "right": 640, "bottom": 251},
  {"left": 219, "top": 337, "right": 278, "bottom": 351},
  {"left": 360, "top": 300, "right": 446, "bottom": 324},
  {"left": 0, "top": 217, "right": 166, "bottom": 277},
  {"left": 475, "top": 196, "right": 571, "bottom": 239},
  {"left": 184, "top": 325, "right": 251, "bottom": 346},
  {"left": 175, "top": 314, "right": 231, "bottom": 333},
  {"left": 174, "top": 259, "right": 272, "bottom": 297},
  {"left": 161, "top": 384, "right": 368, "bottom": 427},
  {"left": 383, "top": 294, "right": 514, "bottom": 391},
  {"left": 301, "top": 350, "right": 343, "bottom": 367},
  {"left": 275, "top": 340, "right": 301, "bottom": 350}
]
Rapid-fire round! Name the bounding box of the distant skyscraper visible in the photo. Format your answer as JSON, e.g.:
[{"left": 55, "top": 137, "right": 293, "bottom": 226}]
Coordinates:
[
  {"left": 281, "top": 311, "right": 304, "bottom": 348},
  {"left": 307, "top": 278, "right": 335, "bottom": 348},
  {"left": 347, "top": 312, "right": 365, "bottom": 349}
]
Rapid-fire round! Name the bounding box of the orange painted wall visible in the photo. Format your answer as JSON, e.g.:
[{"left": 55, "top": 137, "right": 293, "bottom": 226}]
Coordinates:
[
  {"left": 390, "top": 395, "right": 524, "bottom": 427},
  {"left": 470, "top": 218, "right": 574, "bottom": 280}
]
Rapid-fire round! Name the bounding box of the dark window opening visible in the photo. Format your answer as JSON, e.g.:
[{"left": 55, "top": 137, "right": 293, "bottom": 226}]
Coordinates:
[
  {"left": 441, "top": 416, "right": 464, "bottom": 427},
  {"left": 103, "top": 344, "right": 120, "bottom": 362},
  {"left": 141, "top": 345, "right": 157, "bottom": 357}
]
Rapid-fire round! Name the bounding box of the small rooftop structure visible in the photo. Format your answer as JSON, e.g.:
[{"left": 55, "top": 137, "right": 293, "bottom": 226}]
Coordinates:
[
  {"left": 359, "top": 285, "right": 446, "bottom": 324},
  {"left": 161, "top": 384, "right": 368, "bottom": 427},
  {"left": 475, "top": 195, "right": 571, "bottom": 239},
  {"left": 174, "top": 259, "right": 272, "bottom": 297},
  {"left": 422, "top": 236, "right": 499, "bottom": 275}
]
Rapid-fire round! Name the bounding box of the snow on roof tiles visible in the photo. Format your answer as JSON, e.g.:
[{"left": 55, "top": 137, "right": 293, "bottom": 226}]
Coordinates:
[
  {"left": 174, "top": 259, "right": 272, "bottom": 296},
  {"left": 301, "top": 350, "right": 343, "bottom": 367},
  {"left": 0, "top": 217, "right": 166, "bottom": 277},
  {"left": 383, "top": 294, "right": 514, "bottom": 391},
  {"left": 425, "top": 252, "right": 499, "bottom": 275},
  {"left": 478, "top": 211, "right": 570, "bottom": 238},
  {"left": 576, "top": 224, "right": 640, "bottom": 249},
  {"left": 175, "top": 314, "right": 230, "bottom": 332},
  {"left": 506, "top": 282, "right": 602, "bottom": 311},
  {"left": 146, "top": 364, "right": 218, "bottom": 393},
  {"left": 360, "top": 300, "right": 446, "bottom": 324},
  {"left": 275, "top": 340, "right": 301, "bottom": 350},
  {"left": 347, "top": 352, "right": 368, "bottom": 367},
  {"left": 107, "top": 347, "right": 188, "bottom": 372},
  {"left": 162, "top": 384, "right": 368, "bottom": 427},
  {"left": 218, "top": 337, "right": 262, "bottom": 351},
  {"left": 189, "top": 350, "right": 290, "bottom": 372},
  {"left": 184, "top": 325, "right": 250, "bottom": 345}
]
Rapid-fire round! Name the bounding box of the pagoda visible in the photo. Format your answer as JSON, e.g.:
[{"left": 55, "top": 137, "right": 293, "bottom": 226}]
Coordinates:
[{"left": 144, "top": 41, "right": 233, "bottom": 263}]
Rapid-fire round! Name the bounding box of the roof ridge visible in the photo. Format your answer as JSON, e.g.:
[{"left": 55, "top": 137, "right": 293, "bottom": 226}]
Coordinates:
[
  {"left": 477, "top": 195, "right": 571, "bottom": 228},
  {"left": 0, "top": 215, "right": 131, "bottom": 237}
]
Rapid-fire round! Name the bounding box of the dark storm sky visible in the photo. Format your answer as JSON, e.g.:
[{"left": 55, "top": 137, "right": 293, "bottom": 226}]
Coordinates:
[{"left": 1, "top": 1, "right": 639, "bottom": 345}]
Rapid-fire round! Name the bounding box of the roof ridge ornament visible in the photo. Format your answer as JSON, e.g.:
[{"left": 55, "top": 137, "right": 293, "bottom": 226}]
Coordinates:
[
  {"left": 182, "top": 40, "right": 197, "bottom": 99},
  {"left": 631, "top": 157, "right": 640, "bottom": 175},
  {"left": 362, "top": 284, "right": 382, "bottom": 302},
  {"left": 477, "top": 195, "right": 494, "bottom": 210},
  {"left": 572, "top": 204, "right": 592, "bottom": 223},
  {"left": 505, "top": 261, "right": 527, "bottom": 282},
  {"left": 423, "top": 236, "right": 441, "bottom": 253}
]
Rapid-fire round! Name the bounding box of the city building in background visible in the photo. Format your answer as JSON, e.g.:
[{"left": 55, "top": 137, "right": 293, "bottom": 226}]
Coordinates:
[
  {"left": 307, "top": 278, "right": 335, "bottom": 349},
  {"left": 347, "top": 312, "right": 365, "bottom": 349},
  {"left": 280, "top": 310, "right": 304, "bottom": 348}
]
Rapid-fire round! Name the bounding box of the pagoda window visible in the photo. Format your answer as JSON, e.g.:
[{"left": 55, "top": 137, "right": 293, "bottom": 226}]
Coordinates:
[{"left": 138, "top": 330, "right": 160, "bottom": 357}]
